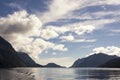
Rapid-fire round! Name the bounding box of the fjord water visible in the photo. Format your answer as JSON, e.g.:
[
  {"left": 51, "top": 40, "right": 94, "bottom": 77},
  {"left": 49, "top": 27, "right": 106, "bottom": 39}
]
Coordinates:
[{"left": 0, "top": 68, "right": 120, "bottom": 80}]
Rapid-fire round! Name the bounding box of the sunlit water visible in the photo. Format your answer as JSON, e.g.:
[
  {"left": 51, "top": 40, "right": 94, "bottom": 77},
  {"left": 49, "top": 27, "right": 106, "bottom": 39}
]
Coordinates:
[{"left": 0, "top": 68, "right": 120, "bottom": 80}]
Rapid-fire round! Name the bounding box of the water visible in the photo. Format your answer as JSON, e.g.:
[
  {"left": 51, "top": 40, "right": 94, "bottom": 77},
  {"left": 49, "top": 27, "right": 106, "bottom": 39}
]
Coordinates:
[{"left": 0, "top": 68, "right": 120, "bottom": 80}]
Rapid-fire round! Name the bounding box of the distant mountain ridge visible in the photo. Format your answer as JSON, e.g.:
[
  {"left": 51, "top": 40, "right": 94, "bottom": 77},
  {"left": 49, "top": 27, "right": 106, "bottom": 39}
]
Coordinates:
[
  {"left": 44, "top": 63, "right": 65, "bottom": 68},
  {"left": 71, "top": 53, "right": 118, "bottom": 67}
]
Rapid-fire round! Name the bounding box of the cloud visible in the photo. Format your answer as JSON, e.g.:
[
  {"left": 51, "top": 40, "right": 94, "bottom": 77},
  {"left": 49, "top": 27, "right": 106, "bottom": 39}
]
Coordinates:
[
  {"left": 40, "top": 29, "right": 59, "bottom": 40},
  {"left": 39, "top": 23, "right": 97, "bottom": 43},
  {"left": 34, "top": 21, "right": 98, "bottom": 43},
  {"left": 44, "top": 24, "right": 97, "bottom": 38},
  {"left": 21, "top": 38, "right": 67, "bottom": 58},
  {"left": 0, "top": 10, "right": 42, "bottom": 36},
  {"left": 0, "top": 10, "right": 68, "bottom": 60},
  {"left": 36, "top": 0, "right": 120, "bottom": 42},
  {"left": 40, "top": 0, "right": 120, "bottom": 24},
  {"left": 93, "top": 0, "right": 120, "bottom": 5},
  {"left": 60, "top": 34, "right": 96, "bottom": 43},
  {"left": 60, "top": 34, "right": 74, "bottom": 42},
  {"left": 39, "top": 0, "right": 81, "bottom": 23},
  {"left": 92, "top": 46, "right": 120, "bottom": 56},
  {"left": 0, "top": 10, "right": 42, "bottom": 58},
  {"left": 47, "top": 25, "right": 69, "bottom": 34},
  {"left": 38, "top": 57, "right": 74, "bottom": 67},
  {"left": 73, "top": 39, "right": 96, "bottom": 43},
  {"left": 111, "top": 29, "right": 120, "bottom": 33},
  {"left": 53, "top": 44, "right": 68, "bottom": 51},
  {"left": 69, "top": 24, "right": 96, "bottom": 35},
  {"left": 34, "top": 0, "right": 120, "bottom": 30},
  {"left": 57, "top": 0, "right": 120, "bottom": 28}
]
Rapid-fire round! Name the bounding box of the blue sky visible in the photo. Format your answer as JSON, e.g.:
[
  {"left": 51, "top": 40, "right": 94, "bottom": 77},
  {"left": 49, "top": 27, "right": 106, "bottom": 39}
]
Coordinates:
[{"left": 0, "top": 0, "right": 120, "bottom": 67}]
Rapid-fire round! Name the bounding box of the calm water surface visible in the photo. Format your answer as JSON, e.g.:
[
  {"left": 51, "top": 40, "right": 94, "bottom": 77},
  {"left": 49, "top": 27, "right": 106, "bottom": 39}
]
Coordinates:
[{"left": 0, "top": 68, "right": 120, "bottom": 80}]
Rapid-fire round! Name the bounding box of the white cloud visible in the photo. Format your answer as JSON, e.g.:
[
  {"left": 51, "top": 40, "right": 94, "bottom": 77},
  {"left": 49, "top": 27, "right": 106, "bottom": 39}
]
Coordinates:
[
  {"left": 73, "top": 39, "right": 96, "bottom": 43},
  {"left": 38, "top": 57, "right": 74, "bottom": 67},
  {"left": 0, "top": 10, "right": 43, "bottom": 59},
  {"left": 53, "top": 44, "right": 68, "bottom": 51},
  {"left": 41, "top": 0, "right": 120, "bottom": 24},
  {"left": 39, "top": 0, "right": 82, "bottom": 23},
  {"left": 70, "top": 24, "right": 96, "bottom": 35},
  {"left": 17, "top": 38, "right": 68, "bottom": 59},
  {"left": 39, "top": 23, "right": 98, "bottom": 41},
  {"left": 35, "top": 0, "right": 120, "bottom": 29},
  {"left": 94, "top": 0, "right": 120, "bottom": 5},
  {"left": 0, "top": 10, "right": 42, "bottom": 37},
  {"left": 47, "top": 26, "right": 69, "bottom": 34},
  {"left": 60, "top": 34, "right": 74, "bottom": 41},
  {"left": 93, "top": 46, "right": 120, "bottom": 56},
  {"left": 58, "top": 0, "right": 120, "bottom": 28},
  {"left": 0, "top": 10, "right": 68, "bottom": 61},
  {"left": 0, "top": 10, "right": 42, "bottom": 56},
  {"left": 40, "top": 29, "right": 59, "bottom": 40},
  {"left": 60, "top": 34, "right": 96, "bottom": 43}
]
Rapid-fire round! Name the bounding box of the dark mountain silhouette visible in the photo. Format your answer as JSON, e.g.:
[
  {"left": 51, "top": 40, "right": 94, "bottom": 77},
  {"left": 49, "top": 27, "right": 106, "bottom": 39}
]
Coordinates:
[
  {"left": 18, "top": 52, "right": 43, "bottom": 67},
  {"left": 101, "top": 58, "right": 120, "bottom": 68},
  {"left": 0, "top": 36, "right": 43, "bottom": 67},
  {"left": 0, "top": 36, "right": 27, "bottom": 67},
  {"left": 44, "top": 63, "right": 65, "bottom": 68},
  {"left": 71, "top": 53, "right": 118, "bottom": 67}
]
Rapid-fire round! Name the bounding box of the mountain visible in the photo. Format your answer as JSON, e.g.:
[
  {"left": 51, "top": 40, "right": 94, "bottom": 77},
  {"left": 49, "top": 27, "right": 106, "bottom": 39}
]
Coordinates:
[
  {"left": 0, "top": 36, "right": 27, "bottom": 67},
  {"left": 71, "top": 53, "right": 118, "bottom": 67},
  {"left": 44, "top": 63, "right": 65, "bottom": 68},
  {"left": 17, "top": 52, "right": 43, "bottom": 67},
  {"left": 0, "top": 36, "right": 43, "bottom": 67},
  {"left": 101, "top": 58, "right": 120, "bottom": 68}
]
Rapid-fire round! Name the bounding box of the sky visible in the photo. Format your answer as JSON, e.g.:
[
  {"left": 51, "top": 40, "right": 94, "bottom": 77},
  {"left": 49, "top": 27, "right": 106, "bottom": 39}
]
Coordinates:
[{"left": 0, "top": 0, "right": 120, "bottom": 67}]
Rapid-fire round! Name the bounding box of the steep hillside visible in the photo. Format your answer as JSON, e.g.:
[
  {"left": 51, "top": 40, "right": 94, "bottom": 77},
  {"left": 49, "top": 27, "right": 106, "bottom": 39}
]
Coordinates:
[{"left": 71, "top": 53, "right": 118, "bottom": 67}]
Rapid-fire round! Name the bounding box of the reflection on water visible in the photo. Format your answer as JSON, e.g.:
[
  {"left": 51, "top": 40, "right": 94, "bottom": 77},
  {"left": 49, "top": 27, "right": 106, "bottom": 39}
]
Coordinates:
[
  {"left": 0, "top": 68, "right": 35, "bottom": 80},
  {"left": 0, "top": 68, "right": 120, "bottom": 80},
  {"left": 74, "top": 68, "right": 120, "bottom": 80}
]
